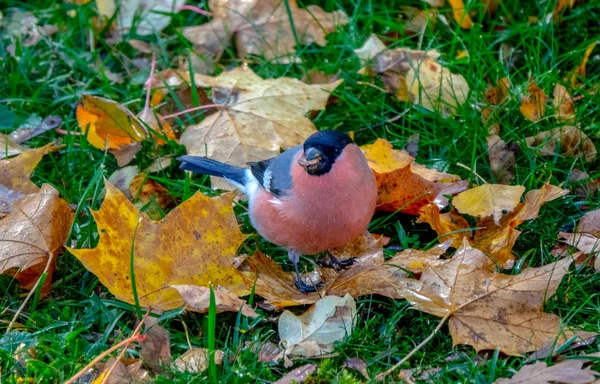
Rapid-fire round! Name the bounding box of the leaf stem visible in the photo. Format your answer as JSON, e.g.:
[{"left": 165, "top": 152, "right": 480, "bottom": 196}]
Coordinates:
[{"left": 162, "top": 104, "right": 222, "bottom": 119}]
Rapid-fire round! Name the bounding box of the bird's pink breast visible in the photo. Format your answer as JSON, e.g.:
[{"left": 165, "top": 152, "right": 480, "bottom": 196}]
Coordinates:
[{"left": 248, "top": 145, "right": 377, "bottom": 255}]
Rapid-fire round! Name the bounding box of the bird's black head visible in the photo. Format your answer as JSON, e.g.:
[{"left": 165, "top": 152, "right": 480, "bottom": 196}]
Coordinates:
[{"left": 299, "top": 131, "right": 353, "bottom": 176}]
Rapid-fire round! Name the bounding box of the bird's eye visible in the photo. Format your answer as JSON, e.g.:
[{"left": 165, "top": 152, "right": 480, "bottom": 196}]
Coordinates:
[{"left": 334, "top": 148, "right": 341, "bottom": 154}]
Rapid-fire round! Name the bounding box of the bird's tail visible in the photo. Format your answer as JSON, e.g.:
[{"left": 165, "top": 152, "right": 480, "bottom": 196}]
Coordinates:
[{"left": 178, "top": 156, "right": 246, "bottom": 188}]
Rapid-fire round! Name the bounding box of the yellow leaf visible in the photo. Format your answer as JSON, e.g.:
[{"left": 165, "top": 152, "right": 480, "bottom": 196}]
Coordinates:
[
  {"left": 404, "top": 238, "right": 590, "bottom": 355},
  {"left": 76, "top": 95, "right": 146, "bottom": 150},
  {"left": 69, "top": 181, "right": 248, "bottom": 310},
  {"left": 0, "top": 143, "right": 57, "bottom": 194},
  {"left": 180, "top": 66, "right": 343, "bottom": 190},
  {"left": 183, "top": 0, "right": 348, "bottom": 63},
  {"left": 520, "top": 79, "right": 548, "bottom": 122},
  {"left": 448, "top": 0, "right": 473, "bottom": 29},
  {"left": 570, "top": 42, "right": 597, "bottom": 88},
  {"left": 453, "top": 184, "right": 525, "bottom": 224}
]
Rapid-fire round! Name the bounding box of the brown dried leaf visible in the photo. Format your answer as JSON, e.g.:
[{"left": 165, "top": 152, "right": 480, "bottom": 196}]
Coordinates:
[
  {"left": 129, "top": 173, "right": 175, "bottom": 216},
  {"left": 578, "top": 209, "right": 600, "bottom": 236},
  {"left": 0, "top": 135, "right": 26, "bottom": 157},
  {"left": 405, "top": 238, "right": 590, "bottom": 355},
  {"left": 482, "top": 77, "right": 510, "bottom": 134},
  {"left": 173, "top": 348, "right": 224, "bottom": 374},
  {"left": 139, "top": 325, "right": 172, "bottom": 373},
  {"left": 345, "top": 357, "right": 370, "bottom": 380},
  {"left": 274, "top": 363, "right": 317, "bottom": 384},
  {"left": 417, "top": 204, "right": 471, "bottom": 248},
  {"left": 569, "top": 169, "right": 599, "bottom": 200},
  {"left": 170, "top": 285, "right": 258, "bottom": 317},
  {"left": 526, "top": 126, "right": 597, "bottom": 162},
  {"left": 183, "top": 0, "right": 348, "bottom": 63},
  {"left": 0, "top": 185, "right": 73, "bottom": 296},
  {"left": 399, "top": 6, "right": 437, "bottom": 35},
  {"left": 553, "top": 84, "right": 576, "bottom": 122},
  {"left": 496, "top": 360, "right": 599, "bottom": 384},
  {"left": 520, "top": 80, "right": 548, "bottom": 122},
  {"left": 570, "top": 42, "right": 597, "bottom": 88},
  {"left": 487, "top": 135, "right": 517, "bottom": 185}
]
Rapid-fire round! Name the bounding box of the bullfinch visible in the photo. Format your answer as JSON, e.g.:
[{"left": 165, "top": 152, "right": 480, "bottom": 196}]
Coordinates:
[{"left": 178, "top": 131, "right": 377, "bottom": 293}]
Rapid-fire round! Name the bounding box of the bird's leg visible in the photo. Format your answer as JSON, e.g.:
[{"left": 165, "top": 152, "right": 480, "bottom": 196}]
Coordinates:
[
  {"left": 288, "top": 249, "right": 319, "bottom": 294},
  {"left": 323, "top": 251, "right": 357, "bottom": 271}
]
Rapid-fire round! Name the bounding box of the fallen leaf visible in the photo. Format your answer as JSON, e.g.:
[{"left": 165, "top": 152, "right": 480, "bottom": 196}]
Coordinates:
[
  {"left": 274, "top": 363, "right": 317, "bottom": 384},
  {"left": 404, "top": 133, "right": 419, "bottom": 157},
  {"left": 554, "top": 0, "right": 577, "bottom": 19},
  {"left": 399, "top": 6, "right": 437, "bottom": 35},
  {"left": 345, "top": 357, "right": 370, "bottom": 380},
  {"left": 0, "top": 185, "right": 24, "bottom": 217},
  {"left": 183, "top": 0, "right": 348, "bottom": 63},
  {"left": 496, "top": 360, "right": 599, "bottom": 384},
  {"left": 170, "top": 285, "right": 258, "bottom": 317},
  {"left": 570, "top": 42, "right": 597, "bottom": 88},
  {"left": 453, "top": 184, "right": 525, "bottom": 225},
  {"left": 481, "top": 77, "right": 510, "bottom": 135},
  {"left": 96, "top": 0, "right": 184, "bottom": 36},
  {"left": 559, "top": 210, "right": 600, "bottom": 271},
  {"left": 108, "top": 142, "right": 142, "bottom": 167},
  {"left": 302, "top": 69, "right": 340, "bottom": 85},
  {"left": 139, "top": 325, "right": 171, "bottom": 373},
  {"left": 448, "top": 0, "right": 473, "bottom": 28},
  {"left": 417, "top": 204, "right": 471, "bottom": 248},
  {"left": 405, "top": 238, "right": 592, "bottom": 355},
  {"left": 520, "top": 79, "right": 548, "bottom": 122},
  {"left": 577, "top": 209, "right": 600, "bottom": 236},
  {"left": 173, "top": 348, "right": 224, "bottom": 373},
  {"left": 553, "top": 84, "right": 575, "bottom": 122},
  {"left": 0, "top": 185, "right": 73, "bottom": 295},
  {"left": 0, "top": 144, "right": 57, "bottom": 194},
  {"left": 355, "top": 35, "right": 470, "bottom": 115},
  {"left": 526, "top": 126, "right": 597, "bottom": 162},
  {"left": 279, "top": 294, "right": 356, "bottom": 361},
  {"left": 93, "top": 358, "right": 151, "bottom": 384},
  {"left": 568, "top": 170, "right": 600, "bottom": 200},
  {"left": 9, "top": 115, "right": 62, "bottom": 144},
  {"left": 68, "top": 181, "right": 248, "bottom": 310},
  {"left": 107, "top": 166, "right": 139, "bottom": 199},
  {"left": 473, "top": 182, "right": 569, "bottom": 267},
  {"left": 129, "top": 173, "right": 175, "bottom": 219},
  {"left": 179, "top": 66, "right": 342, "bottom": 189},
  {"left": 76, "top": 95, "right": 146, "bottom": 149},
  {"left": 487, "top": 135, "right": 517, "bottom": 184},
  {"left": 0, "top": 135, "right": 25, "bottom": 157}
]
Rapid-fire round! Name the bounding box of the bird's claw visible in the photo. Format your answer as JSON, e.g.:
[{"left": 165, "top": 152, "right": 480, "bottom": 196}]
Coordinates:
[
  {"left": 294, "top": 278, "right": 320, "bottom": 294},
  {"left": 321, "top": 252, "right": 357, "bottom": 271}
]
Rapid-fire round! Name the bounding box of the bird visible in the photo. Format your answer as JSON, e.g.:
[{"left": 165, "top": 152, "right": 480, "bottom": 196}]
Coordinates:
[{"left": 178, "top": 130, "right": 378, "bottom": 293}]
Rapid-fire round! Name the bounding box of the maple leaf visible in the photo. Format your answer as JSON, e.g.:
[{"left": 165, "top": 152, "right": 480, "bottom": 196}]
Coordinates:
[
  {"left": 0, "top": 144, "right": 58, "bottom": 194},
  {"left": 526, "top": 126, "right": 597, "bottom": 163},
  {"left": 520, "top": 79, "right": 548, "bottom": 122},
  {"left": 472, "top": 183, "right": 569, "bottom": 268},
  {"left": 553, "top": 84, "right": 575, "bottom": 122},
  {"left": 179, "top": 66, "right": 342, "bottom": 189},
  {"left": 404, "top": 238, "right": 592, "bottom": 355},
  {"left": 355, "top": 35, "right": 470, "bottom": 116},
  {"left": 182, "top": 0, "right": 348, "bottom": 63},
  {"left": 453, "top": 184, "right": 526, "bottom": 225},
  {"left": 0, "top": 184, "right": 73, "bottom": 295},
  {"left": 496, "top": 360, "right": 599, "bottom": 384},
  {"left": 360, "top": 138, "right": 466, "bottom": 214},
  {"left": 69, "top": 181, "right": 248, "bottom": 311},
  {"left": 417, "top": 204, "right": 471, "bottom": 248}
]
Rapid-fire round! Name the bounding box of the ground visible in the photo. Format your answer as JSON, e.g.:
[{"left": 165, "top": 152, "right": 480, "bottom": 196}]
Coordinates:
[{"left": 1, "top": 0, "right": 600, "bottom": 383}]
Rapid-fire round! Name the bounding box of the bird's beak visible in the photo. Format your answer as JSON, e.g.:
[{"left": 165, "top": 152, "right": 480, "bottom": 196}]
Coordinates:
[{"left": 299, "top": 147, "right": 323, "bottom": 171}]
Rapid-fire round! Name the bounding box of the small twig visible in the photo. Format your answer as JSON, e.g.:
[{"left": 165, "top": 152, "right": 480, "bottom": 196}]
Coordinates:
[
  {"left": 456, "top": 162, "right": 487, "bottom": 184},
  {"left": 375, "top": 312, "right": 451, "bottom": 381},
  {"left": 162, "top": 104, "right": 222, "bottom": 119},
  {"left": 64, "top": 308, "right": 151, "bottom": 384},
  {"left": 182, "top": 321, "right": 193, "bottom": 350},
  {"left": 356, "top": 81, "right": 388, "bottom": 94},
  {"left": 5, "top": 254, "right": 53, "bottom": 333},
  {"left": 178, "top": 4, "right": 212, "bottom": 17},
  {"left": 572, "top": 91, "right": 595, "bottom": 102}
]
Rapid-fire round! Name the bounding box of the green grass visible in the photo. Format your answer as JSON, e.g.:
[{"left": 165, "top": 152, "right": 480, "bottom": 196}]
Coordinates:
[{"left": 1, "top": 0, "right": 600, "bottom": 382}]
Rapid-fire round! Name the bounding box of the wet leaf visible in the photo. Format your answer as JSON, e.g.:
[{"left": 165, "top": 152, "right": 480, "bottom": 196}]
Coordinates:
[
  {"left": 180, "top": 66, "right": 342, "bottom": 190},
  {"left": 183, "top": 0, "right": 348, "bottom": 63},
  {"left": 69, "top": 181, "right": 248, "bottom": 310},
  {"left": 278, "top": 294, "right": 356, "bottom": 360},
  {"left": 0, "top": 185, "right": 73, "bottom": 295},
  {"left": 453, "top": 184, "right": 525, "bottom": 225},
  {"left": 520, "top": 80, "right": 548, "bottom": 122},
  {"left": 355, "top": 35, "right": 470, "bottom": 115},
  {"left": 10, "top": 115, "right": 62, "bottom": 144},
  {"left": 405, "top": 238, "right": 592, "bottom": 355},
  {"left": 526, "top": 126, "right": 597, "bottom": 163},
  {"left": 496, "top": 360, "right": 599, "bottom": 384}
]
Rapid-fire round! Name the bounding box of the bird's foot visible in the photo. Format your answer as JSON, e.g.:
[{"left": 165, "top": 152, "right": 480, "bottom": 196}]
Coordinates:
[
  {"left": 321, "top": 252, "right": 357, "bottom": 272},
  {"left": 294, "top": 278, "right": 320, "bottom": 294}
]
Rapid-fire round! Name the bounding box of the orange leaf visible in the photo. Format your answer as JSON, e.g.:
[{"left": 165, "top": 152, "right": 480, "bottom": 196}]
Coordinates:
[
  {"left": 448, "top": 0, "right": 473, "bottom": 29},
  {"left": 520, "top": 79, "right": 548, "bottom": 122},
  {"left": 417, "top": 204, "right": 471, "bottom": 248},
  {"left": 570, "top": 42, "right": 597, "bottom": 88}
]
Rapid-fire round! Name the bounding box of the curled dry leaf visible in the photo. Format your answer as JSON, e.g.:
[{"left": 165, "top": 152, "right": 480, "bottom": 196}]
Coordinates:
[
  {"left": 361, "top": 138, "right": 466, "bottom": 214},
  {"left": 139, "top": 325, "right": 172, "bottom": 373},
  {"left": 496, "top": 360, "right": 599, "bottom": 384},
  {"left": 69, "top": 181, "right": 248, "bottom": 310},
  {"left": 481, "top": 77, "right": 510, "bottom": 135},
  {"left": 0, "top": 185, "right": 73, "bottom": 296},
  {"left": 404, "top": 238, "right": 593, "bottom": 355},
  {"left": 355, "top": 35, "right": 470, "bottom": 115},
  {"left": 278, "top": 294, "right": 356, "bottom": 362},
  {"left": 180, "top": 66, "right": 343, "bottom": 190},
  {"left": 183, "top": 0, "right": 348, "bottom": 63},
  {"left": 399, "top": 6, "right": 437, "bottom": 35},
  {"left": 525, "top": 126, "right": 597, "bottom": 163},
  {"left": 129, "top": 173, "right": 175, "bottom": 220},
  {"left": 553, "top": 84, "right": 575, "bottom": 122},
  {"left": 487, "top": 135, "right": 517, "bottom": 185},
  {"left": 345, "top": 357, "right": 370, "bottom": 380},
  {"left": 170, "top": 285, "right": 258, "bottom": 317},
  {"left": 274, "top": 363, "right": 317, "bottom": 384},
  {"left": 559, "top": 209, "right": 600, "bottom": 271},
  {"left": 173, "top": 348, "right": 224, "bottom": 374},
  {"left": 569, "top": 41, "right": 597, "bottom": 88},
  {"left": 520, "top": 79, "right": 548, "bottom": 122},
  {"left": 417, "top": 204, "right": 471, "bottom": 248},
  {"left": 107, "top": 166, "right": 139, "bottom": 199},
  {"left": 453, "top": 184, "right": 525, "bottom": 225},
  {"left": 568, "top": 169, "right": 600, "bottom": 200},
  {"left": 472, "top": 182, "right": 569, "bottom": 267}
]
